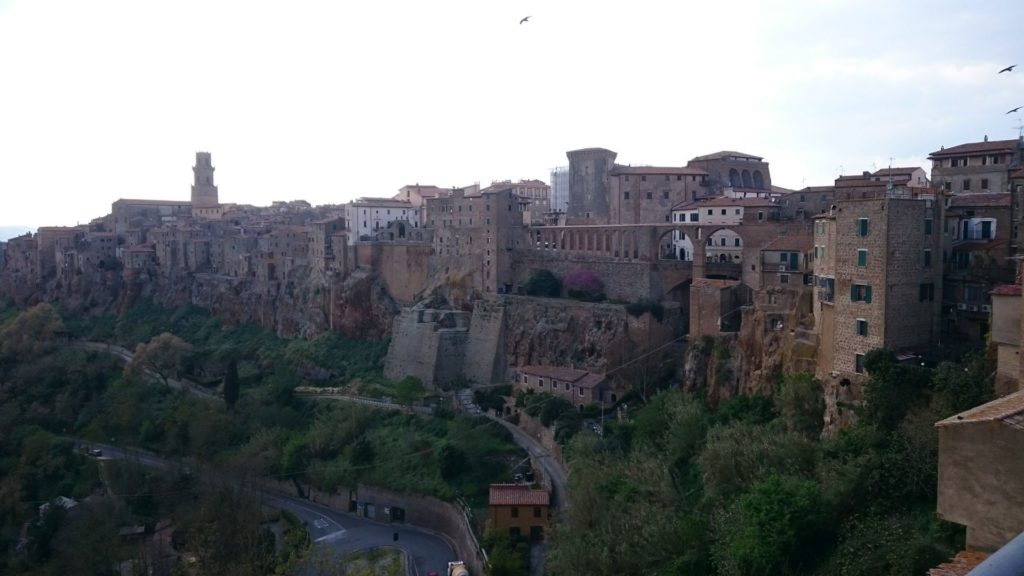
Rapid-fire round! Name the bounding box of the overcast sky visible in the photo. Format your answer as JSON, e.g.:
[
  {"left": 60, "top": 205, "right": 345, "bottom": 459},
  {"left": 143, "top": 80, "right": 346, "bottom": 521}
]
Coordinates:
[{"left": 2, "top": 0, "right": 1024, "bottom": 229}]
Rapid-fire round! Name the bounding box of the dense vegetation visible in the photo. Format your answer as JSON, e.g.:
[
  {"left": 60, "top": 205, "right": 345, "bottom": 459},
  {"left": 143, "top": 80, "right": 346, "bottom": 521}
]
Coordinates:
[
  {"left": 546, "top": 352, "right": 993, "bottom": 576},
  {"left": 0, "top": 302, "right": 523, "bottom": 574}
]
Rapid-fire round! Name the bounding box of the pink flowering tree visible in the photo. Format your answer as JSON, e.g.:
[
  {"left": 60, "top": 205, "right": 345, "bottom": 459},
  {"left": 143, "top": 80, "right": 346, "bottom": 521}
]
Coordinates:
[{"left": 564, "top": 269, "right": 605, "bottom": 301}]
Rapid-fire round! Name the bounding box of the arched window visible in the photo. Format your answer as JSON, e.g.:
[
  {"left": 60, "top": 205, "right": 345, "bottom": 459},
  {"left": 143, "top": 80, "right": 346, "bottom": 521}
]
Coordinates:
[
  {"left": 729, "top": 169, "right": 741, "bottom": 187},
  {"left": 753, "top": 170, "right": 765, "bottom": 189},
  {"left": 742, "top": 170, "right": 753, "bottom": 188}
]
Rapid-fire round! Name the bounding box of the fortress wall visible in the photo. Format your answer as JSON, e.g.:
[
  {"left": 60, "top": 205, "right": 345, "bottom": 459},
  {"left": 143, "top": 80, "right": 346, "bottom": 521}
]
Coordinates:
[{"left": 463, "top": 297, "right": 506, "bottom": 385}]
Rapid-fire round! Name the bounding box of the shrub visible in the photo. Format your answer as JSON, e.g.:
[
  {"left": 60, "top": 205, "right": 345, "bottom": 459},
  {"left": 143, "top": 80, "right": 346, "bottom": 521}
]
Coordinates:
[
  {"left": 564, "top": 270, "right": 605, "bottom": 301},
  {"left": 624, "top": 298, "right": 665, "bottom": 321},
  {"left": 524, "top": 269, "right": 561, "bottom": 297}
]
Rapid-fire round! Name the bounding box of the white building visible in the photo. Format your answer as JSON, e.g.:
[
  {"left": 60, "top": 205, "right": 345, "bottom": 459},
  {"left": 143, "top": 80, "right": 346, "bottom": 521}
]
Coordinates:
[{"left": 345, "top": 198, "right": 418, "bottom": 240}]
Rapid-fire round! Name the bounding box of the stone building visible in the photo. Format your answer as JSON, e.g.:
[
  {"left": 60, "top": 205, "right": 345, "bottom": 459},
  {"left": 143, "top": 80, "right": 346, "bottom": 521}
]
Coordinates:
[
  {"left": 426, "top": 187, "right": 528, "bottom": 294},
  {"left": 942, "top": 193, "right": 1016, "bottom": 342},
  {"left": 929, "top": 137, "right": 1023, "bottom": 194},
  {"left": 990, "top": 283, "right": 1021, "bottom": 396},
  {"left": 935, "top": 390, "right": 1024, "bottom": 552},
  {"left": 487, "top": 484, "right": 551, "bottom": 540},
  {"left": 812, "top": 187, "right": 943, "bottom": 382},
  {"left": 686, "top": 150, "right": 772, "bottom": 194},
  {"left": 780, "top": 186, "right": 835, "bottom": 219},
  {"left": 481, "top": 179, "right": 551, "bottom": 224},
  {"left": 191, "top": 152, "right": 223, "bottom": 220},
  {"left": 607, "top": 166, "right": 708, "bottom": 225},
  {"left": 310, "top": 216, "right": 348, "bottom": 280},
  {"left": 395, "top": 184, "right": 448, "bottom": 226},
  {"left": 565, "top": 147, "right": 617, "bottom": 224},
  {"left": 516, "top": 365, "right": 611, "bottom": 408},
  {"left": 345, "top": 198, "right": 418, "bottom": 240}
]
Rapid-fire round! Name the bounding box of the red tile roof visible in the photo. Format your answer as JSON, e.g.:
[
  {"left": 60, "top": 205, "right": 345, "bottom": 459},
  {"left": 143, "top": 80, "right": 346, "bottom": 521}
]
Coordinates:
[
  {"left": 489, "top": 484, "right": 550, "bottom": 507},
  {"left": 873, "top": 166, "right": 925, "bottom": 176},
  {"left": 947, "top": 193, "right": 1011, "bottom": 208},
  {"left": 610, "top": 166, "right": 707, "bottom": 176},
  {"left": 990, "top": 284, "right": 1022, "bottom": 296},
  {"left": 689, "top": 150, "right": 764, "bottom": 162},
  {"left": 927, "top": 550, "right": 989, "bottom": 576},
  {"left": 929, "top": 139, "right": 1019, "bottom": 158},
  {"left": 520, "top": 365, "right": 601, "bottom": 384}
]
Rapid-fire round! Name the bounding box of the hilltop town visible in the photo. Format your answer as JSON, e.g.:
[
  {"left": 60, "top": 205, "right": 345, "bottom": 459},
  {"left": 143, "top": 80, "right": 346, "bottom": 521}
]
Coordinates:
[{"left": 3, "top": 140, "right": 1024, "bottom": 570}]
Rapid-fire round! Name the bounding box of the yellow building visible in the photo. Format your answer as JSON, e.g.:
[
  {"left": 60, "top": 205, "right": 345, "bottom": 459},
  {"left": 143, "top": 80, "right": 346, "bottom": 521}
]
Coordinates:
[{"left": 487, "top": 484, "right": 550, "bottom": 541}]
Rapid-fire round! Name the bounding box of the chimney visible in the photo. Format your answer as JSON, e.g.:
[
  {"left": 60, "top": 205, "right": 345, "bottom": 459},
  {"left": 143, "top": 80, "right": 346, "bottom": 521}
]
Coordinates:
[{"left": 984, "top": 135, "right": 989, "bottom": 142}]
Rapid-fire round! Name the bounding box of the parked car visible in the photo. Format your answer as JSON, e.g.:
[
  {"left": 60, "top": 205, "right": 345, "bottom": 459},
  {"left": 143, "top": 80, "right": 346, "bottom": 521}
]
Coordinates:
[{"left": 87, "top": 448, "right": 103, "bottom": 457}]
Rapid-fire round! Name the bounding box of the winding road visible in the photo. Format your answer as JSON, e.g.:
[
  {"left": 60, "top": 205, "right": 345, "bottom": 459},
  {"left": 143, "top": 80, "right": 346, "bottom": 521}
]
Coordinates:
[{"left": 82, "top": 441, "right": 455, "bottom": 575}]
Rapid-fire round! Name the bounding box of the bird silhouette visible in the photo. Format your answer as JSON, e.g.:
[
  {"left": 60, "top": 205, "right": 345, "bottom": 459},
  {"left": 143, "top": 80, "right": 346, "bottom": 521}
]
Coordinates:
[
  {"left": 999, "top": 64, "right": 1017, "bottom": 74},
  {"left": 1007, "top": 106, "right": 1023, "bottom": 115},
  {"left": 520, "top": 15, "right": 531, "bottom": 24}
]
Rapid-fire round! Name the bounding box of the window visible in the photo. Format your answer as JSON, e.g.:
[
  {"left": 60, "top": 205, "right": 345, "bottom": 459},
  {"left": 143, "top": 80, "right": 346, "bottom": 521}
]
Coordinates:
[
  {"left": 707, "top": 209, "right": 713, "bottom": 216},
  {"left": 721, "top": 209, "right": 727, "bottom": 215},
  {"left": 851, "top": 283, "right": 873, "bottom": 302},
  {"left": 780, "top": 274, "right": 790, "bottom": 284},
  {"left": 923, "top": 249, "right": 932, "bottom": 268},
  {"left": 538, "top": 378, "right": 544, "bottom": 388},
  {"left": 578, "top": 388, "right": 583, "bottom": 397},
  {"left": 981, "top": 178, "right": 989, "bottom": 190},
  {"left": 735, "top": 208, "right": 741, "bottom": 215},
  {"left": 734, "top": 238, "right": 741, "bottom": 247},
  {"left": 534, "top": 507, "right": 542, "bottom": 518},
  {"left": 924, "top": 218, "right": 933, "bottom": 235},
  {"left": 511, "top": 507, "right": 519, "bottom": 518},
  {"left": 646, "top": 192, "right": 652, "bottom": 200},
  {"left": 641, "top": 175, "right": 647, "bottom": 181},
  {"left": 689, "top": 213, "right": 698, "bottom": 222},
  {"left": 758, "top": 211, "right": 765, "bottom": 221},
  {"left": 720, "top": 238, "right": 726, "bottom": 246},
  {"left": 623, "top": 192, "right": 630, "bottom": 200},
  {"left": 857, "top": 218, "right": 869, "bottom": 236},
  {"left": 662, "top": 190, "right": 669, "bottom": 199},
  {"left": 856, "top": 318, "right": 868, "bottom": 336},
  {"left": 855, "top": 353, "right": 865, "bottom": 374},
  {"left": 522, "top": 374, "right": 528, "bottom": 383},
  {"left": 565, "top": 382, "right": 570, "bottom": 391},
  {"left": 919, "top": 283, "right": 935, "bottom": 302},
  {"left": 963, "top": 179, "right": 971, "bottom": 191},
  {"left": 857, "top": 249, "right": 868, "bottom": 267}
]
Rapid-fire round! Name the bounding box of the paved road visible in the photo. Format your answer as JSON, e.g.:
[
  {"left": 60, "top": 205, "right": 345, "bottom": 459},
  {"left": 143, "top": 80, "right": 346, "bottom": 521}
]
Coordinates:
[
  {"left": 80, "top": 441, "right": 456, "bottom": 576},
  {"left": 70, "top": 341, "right": 217, "bottom": 399}
]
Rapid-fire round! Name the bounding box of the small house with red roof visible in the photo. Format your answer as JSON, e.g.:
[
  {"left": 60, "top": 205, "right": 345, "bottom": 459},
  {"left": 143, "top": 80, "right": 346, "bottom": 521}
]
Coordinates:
[{"left": 487, "top": 484, "right": 551, "bottom": 540}]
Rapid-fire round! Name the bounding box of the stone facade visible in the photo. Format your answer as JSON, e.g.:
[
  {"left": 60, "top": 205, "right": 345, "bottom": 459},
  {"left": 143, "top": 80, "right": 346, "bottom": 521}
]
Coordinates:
[
  {"left": 383, "top": 308, "right": 471, "bottom": 387},
  {"left": 516, "top": 365, "right": 610, "bottom": 409},
  {"left": 566, "top": 147, "right": 617, "bottom": 224},
  {"left": 487, "top": 484, "right": 551, "bottom": 540},
  {"left": 930, "top": 137, "right": 1022, "bottom": 194},
  {"left": 686, "top": 150, "right": 771, "bottom": 194},
  {"left": 990, "top": 284, "right": 1021, "bottom": 396},
  {"left": 936, "top": 390, "right": 1024, "bottom": 552},
  {"left": 608, "top": 166, "right": 708, "bottom": 225}
]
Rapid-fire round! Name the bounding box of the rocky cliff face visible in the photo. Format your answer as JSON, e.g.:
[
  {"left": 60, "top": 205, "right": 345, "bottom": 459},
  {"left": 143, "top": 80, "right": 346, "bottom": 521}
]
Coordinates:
[
  {"left": 501, "top": 296, "right": 679, "bottom": 386},
  {"left": 683, "top": 287, "right": 818, "bottom": 405}
]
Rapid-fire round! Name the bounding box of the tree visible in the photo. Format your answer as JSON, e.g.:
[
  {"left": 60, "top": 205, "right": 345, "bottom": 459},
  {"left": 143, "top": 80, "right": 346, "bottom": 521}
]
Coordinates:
[
  {"left": 524, "top": 269, "right": 561, "bottom": 297},
  {"left": 223, "top": 358, "right": 240, "bottom": 411},
  {"left": 438, "top": 444, "right": 466, "bottom": 481},
  {"left": 0, "top": 303, "right": 64, "bottom": 362},
  {"left": 394, "top": 375, "right": 425, "bottom": 407},
  {"left": 714, "top": 475, "right": 831, "bottom": 575},
  {"left": 125, "top": 332, "right": 193, "bottom": 386},
  {"left": 862, "top": 349, "right": 930, "bottom": 431},
  {"left": 775, "top": 372, "right": 825, "bottom": 439}
]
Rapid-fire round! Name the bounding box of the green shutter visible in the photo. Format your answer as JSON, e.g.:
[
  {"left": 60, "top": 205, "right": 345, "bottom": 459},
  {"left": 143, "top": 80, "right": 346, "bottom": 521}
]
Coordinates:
[
  {"left": 865, "top": 285, "right": 873, "bottom": 303},
  {"left": 851, "top": 284, "right": 857, "bottom": 301}
]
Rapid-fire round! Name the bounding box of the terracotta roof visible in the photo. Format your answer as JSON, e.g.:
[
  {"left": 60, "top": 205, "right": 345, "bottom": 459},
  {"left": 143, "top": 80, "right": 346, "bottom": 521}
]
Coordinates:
[
  {"left": 951, "top": 238, "right": 1009, "bottom": 252},
  {"left": 692, "top": 278, "right": 739, "bottom": 289},
  {"left": 873, "top": 166, "right": 925, "bottom": 176},
  {"left": 936, "top": 388, "right": 1024, "bottom": 427},
  {"left": 794, "top": 186, "right": 836, "bottom": 193},
  {"left": 927, "top": 550, "right": 989, "bottom": 576},
  {"left": 991, "top": 284, "right": 1023, "bottom": 296},
  {"left": 689, "top": 150, "right": 764, "bottom": 162},
  {"left": 947, "top": 193, "right": 1011, "bottom": 208},
  {"left": 576, "top": 372, "right": 606, "bottom": 389},
  {"left": 929, "top": 139, "right": 1019, "bottom": 158},
  {"left": 1011, "top": 168, "right": 1024, "bottom": 179},
  {"left": 610, "top": 166, "right": 707, "bottom": 176},
  {"left": 489, "top": 484, "right": 550, "bottom": 507},
  {"left": 520, "top": 365, "right": 597, "bottom": 383}
]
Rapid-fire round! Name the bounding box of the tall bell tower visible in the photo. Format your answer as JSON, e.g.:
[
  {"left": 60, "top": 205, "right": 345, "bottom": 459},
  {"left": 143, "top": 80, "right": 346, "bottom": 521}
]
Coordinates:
[{"left": 191, "top": 152, "right": 219, "bottom": 208}]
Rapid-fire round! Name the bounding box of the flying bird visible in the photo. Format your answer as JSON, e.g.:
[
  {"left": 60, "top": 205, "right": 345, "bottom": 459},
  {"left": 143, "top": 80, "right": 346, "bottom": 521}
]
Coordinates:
[
  {"left": 999, "top": 64, "right": 1017, "bottom": 74},
  {"left": 1007, "top": 106, "right": 1023, "bottom": 115},
  {"left": 520, "top": 15, "right": 531, "bottom": 24}
]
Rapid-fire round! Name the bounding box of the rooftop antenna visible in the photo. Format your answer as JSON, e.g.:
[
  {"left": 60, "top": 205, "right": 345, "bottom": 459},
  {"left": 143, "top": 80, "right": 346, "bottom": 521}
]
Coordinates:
[
  {"left": 1014, "top": 118, "right": 1024, "bottom": 138},
  {"left": 886, "top": 156, "right": 894, "bottom": 193}
]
